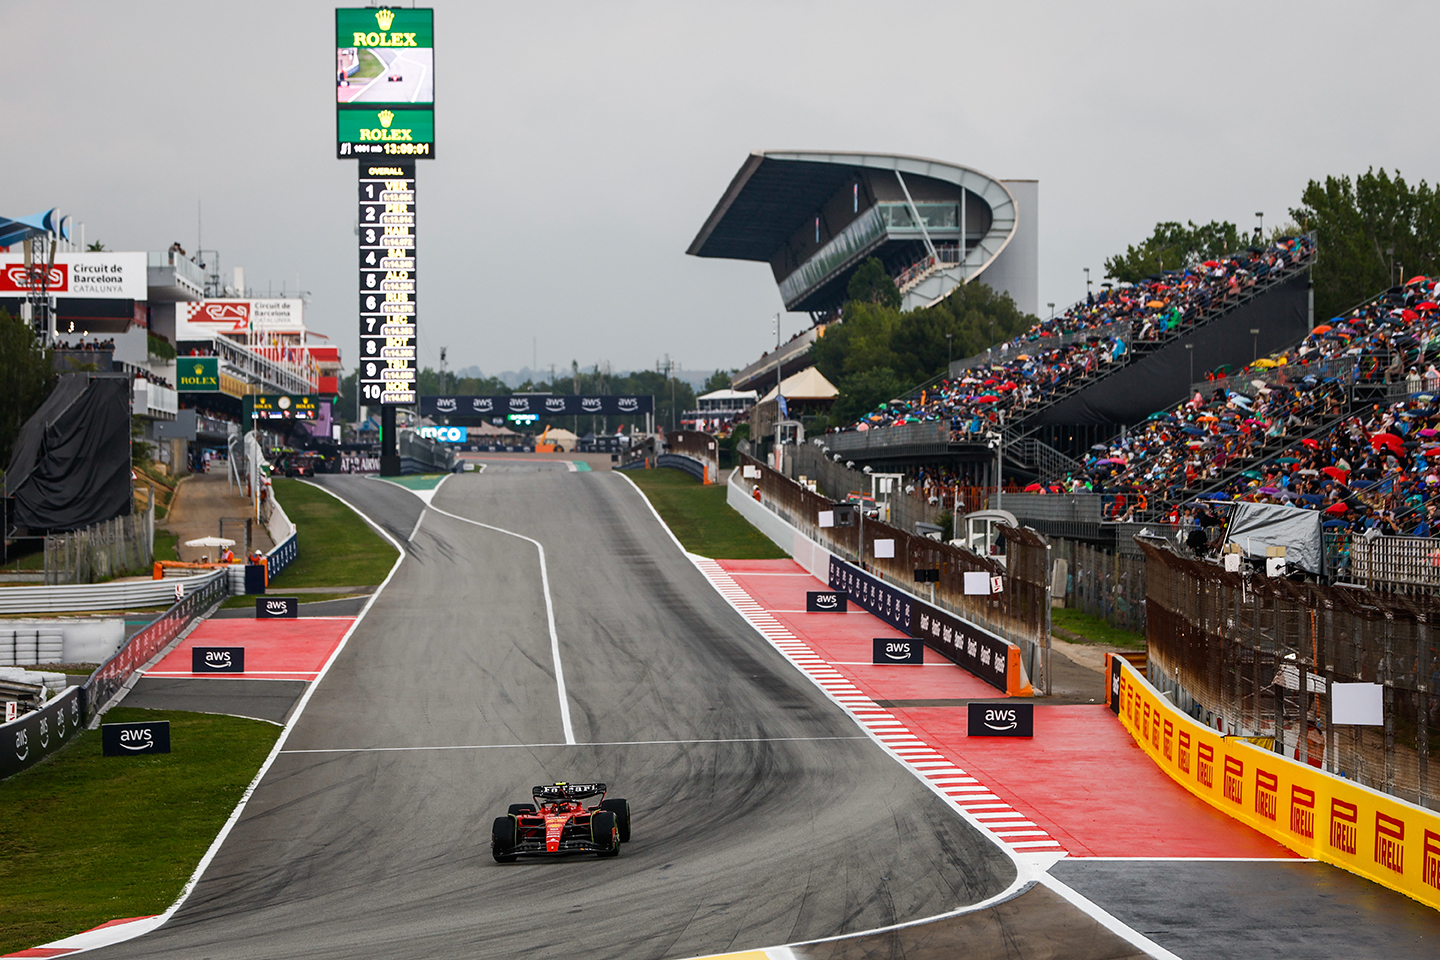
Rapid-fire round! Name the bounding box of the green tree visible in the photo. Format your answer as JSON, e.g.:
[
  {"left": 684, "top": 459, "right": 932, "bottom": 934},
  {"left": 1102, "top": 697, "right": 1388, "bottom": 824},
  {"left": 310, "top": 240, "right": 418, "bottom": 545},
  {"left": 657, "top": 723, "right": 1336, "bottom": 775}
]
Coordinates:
[
  {"left": 0, "top": 310, "right": 57, "bottom": 469},
  {"left": 1290, "top": 168, "right": 1440, "bottom": 321},
  {"left": 85, "top": 241, "right": 106, "bottom": 252},
  {"left": 702, "top": 369, "right": 735, "bottom": 394},
  {"left": 1103, "top": 220, "right": 1244, "bottom": 283},
  {"left": 826, "top": 367, "right": 910, "bottom": 427},
  {"left": 846, "top": 256, "right": 901, "bottom": 309}
]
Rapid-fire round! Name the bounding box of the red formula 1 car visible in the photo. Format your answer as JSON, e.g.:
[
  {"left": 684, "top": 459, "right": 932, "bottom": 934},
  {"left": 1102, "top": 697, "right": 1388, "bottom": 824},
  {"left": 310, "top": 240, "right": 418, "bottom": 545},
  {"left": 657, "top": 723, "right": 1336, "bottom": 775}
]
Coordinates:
[{"left": 491, "top": 782, "right": 631, "bottom": 863}]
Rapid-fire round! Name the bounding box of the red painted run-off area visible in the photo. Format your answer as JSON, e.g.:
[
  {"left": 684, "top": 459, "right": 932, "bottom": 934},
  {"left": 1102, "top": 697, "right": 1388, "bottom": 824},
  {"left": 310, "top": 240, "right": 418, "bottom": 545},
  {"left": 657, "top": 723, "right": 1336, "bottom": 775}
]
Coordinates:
[
  {"left": 718, "top": 559, "right": 1295, "bottom": 859},
  {"left": 144, "top": 618, "right": 353, "bottom": 681}
]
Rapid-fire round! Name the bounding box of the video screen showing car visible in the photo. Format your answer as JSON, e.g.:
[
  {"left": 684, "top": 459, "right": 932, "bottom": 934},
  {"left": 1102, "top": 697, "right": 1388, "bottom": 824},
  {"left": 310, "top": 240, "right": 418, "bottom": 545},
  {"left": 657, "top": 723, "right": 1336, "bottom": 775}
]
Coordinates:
[{"left": 337, "top": 47, "right": 434, "bottom": 104}]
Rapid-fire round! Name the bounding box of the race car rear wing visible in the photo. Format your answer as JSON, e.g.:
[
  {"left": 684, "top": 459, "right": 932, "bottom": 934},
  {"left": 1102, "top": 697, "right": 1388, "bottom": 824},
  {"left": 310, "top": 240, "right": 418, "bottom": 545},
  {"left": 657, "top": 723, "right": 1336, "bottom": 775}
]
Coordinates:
[{"left": 533, "top": 782, "right": 606, "bottom": 801}]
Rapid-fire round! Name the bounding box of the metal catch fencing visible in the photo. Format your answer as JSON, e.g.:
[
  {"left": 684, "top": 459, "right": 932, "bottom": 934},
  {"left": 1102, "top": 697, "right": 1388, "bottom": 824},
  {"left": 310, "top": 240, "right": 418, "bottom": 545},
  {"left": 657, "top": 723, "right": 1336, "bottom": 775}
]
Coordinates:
[
  {"left": 742, "top": 453, "right": 1049, "bottom": 659},
  {"left": 43, "top": 504, "right": 154, "bottom": 585},
  {"left": 1140, "top": 538, "right": 1437, "bottom": 809},
  {"left": 1051, "top": 537, "right": 1147, "bottom": 635}
]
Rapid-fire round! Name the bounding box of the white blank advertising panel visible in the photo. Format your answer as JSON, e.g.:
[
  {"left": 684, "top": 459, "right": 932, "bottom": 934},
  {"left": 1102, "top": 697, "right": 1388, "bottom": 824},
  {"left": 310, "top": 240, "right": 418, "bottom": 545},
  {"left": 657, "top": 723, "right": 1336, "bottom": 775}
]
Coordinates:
[
  {"left": 1331, "top": 682, "right": 1384, "bottom": 726},
  {"left": 818, "top": 510, "right": 834, "bottom": 528},
  {"left": 963, "top": 571, "right": 991, "bottom": 595},
  {"left": 872, "top": 539, "right": 894, "bottom": 558}
]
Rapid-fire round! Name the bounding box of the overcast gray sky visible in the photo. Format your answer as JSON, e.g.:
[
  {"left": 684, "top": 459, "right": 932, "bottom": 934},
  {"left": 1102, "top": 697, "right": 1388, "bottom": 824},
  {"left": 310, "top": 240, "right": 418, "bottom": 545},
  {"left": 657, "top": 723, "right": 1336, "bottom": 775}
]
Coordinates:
[{"left": 6, "top": 1, "right": 1436, "bottom": 379}]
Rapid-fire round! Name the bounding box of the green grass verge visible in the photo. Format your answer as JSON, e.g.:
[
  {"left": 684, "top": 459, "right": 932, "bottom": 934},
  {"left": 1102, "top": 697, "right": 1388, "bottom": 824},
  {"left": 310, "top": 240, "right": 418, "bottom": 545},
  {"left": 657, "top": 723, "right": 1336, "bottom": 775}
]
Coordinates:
[
  {"left": 352, "top": 48, "right": 385, "bottom": 80},
  {"left": 153, "top": 529, "right": 179, "bottom": 563},
  {"left": 269, "top": 478, "right": 398, "bottom": 589},
  {"left": 0, "top": 707, "right": 280, "bottom": 954},
  {"left": 624, "top": 468, "right": 787, "bottom": 560},
  {"left": 1051, "top": 607, "right": 1146, "bottom": 650}
]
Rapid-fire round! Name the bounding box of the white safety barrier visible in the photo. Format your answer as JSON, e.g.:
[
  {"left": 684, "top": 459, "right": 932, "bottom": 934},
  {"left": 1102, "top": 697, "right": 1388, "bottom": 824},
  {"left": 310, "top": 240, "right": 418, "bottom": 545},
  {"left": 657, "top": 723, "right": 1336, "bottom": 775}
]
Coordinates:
[{"left": 0, "top": 570, "right": 226, "bottom": 615}]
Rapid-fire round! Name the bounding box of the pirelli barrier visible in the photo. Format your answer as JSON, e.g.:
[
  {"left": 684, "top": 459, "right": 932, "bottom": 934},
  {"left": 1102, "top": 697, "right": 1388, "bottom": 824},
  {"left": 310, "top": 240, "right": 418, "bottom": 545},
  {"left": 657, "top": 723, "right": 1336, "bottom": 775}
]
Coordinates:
[{"left": 1106, "top": 654, "right": 1440, "bottom": 910}]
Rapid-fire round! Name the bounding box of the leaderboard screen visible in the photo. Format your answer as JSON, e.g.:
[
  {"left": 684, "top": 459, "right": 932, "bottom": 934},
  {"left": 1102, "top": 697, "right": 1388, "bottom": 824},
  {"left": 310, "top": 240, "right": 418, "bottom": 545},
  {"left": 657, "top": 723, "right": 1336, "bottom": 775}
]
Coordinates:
[
  {"left": 358, "top": 162, "right": 417, "bottom": 405},
  {"left": 337, "top": 7, "right": 435, "bottom": 158}
]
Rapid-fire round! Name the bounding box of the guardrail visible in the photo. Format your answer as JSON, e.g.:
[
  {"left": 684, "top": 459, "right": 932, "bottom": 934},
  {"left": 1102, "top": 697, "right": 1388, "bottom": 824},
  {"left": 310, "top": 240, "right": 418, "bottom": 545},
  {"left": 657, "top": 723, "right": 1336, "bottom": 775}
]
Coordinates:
[
  {"left": 656, "top": 453, "right": 706, "bottom": 482},
  {"left": 0, "top": 571, "right": 227, "bottom": 615},
  {"left": 267, "top": 532, "right": 298, "bottom": 580},
  {"left": 80, "top": 568, "right": 227, "bottom": 725}
]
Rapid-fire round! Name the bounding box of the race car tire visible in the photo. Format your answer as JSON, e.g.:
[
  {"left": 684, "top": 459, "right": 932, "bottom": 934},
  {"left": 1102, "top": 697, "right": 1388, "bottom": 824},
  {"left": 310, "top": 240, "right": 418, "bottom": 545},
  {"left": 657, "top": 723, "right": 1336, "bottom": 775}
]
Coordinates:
[
  {"left": 492, "top": 816, "right": 518, "bottom": 863},
  {"left": 599, "top": 799, "right": 631, "bottom": 842},
  {"left": 507, "top": 803, "right": 536, "bottom": 816},
  {"left": 591, "top": 810, "right": 619, "bottom": 857}
]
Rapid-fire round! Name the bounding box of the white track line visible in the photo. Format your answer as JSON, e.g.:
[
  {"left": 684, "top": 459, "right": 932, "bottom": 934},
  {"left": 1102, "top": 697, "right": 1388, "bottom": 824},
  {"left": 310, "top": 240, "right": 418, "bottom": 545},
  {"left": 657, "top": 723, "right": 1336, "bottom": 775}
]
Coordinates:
[
  {"left": 381, "top": 477, "right": 576, "bottom": 746},
  {"left": 48, "top": 480, "right": 413, "bottom": 957},
  {"left": 281, "top": 735, "right": 868, "bottom": 754}
]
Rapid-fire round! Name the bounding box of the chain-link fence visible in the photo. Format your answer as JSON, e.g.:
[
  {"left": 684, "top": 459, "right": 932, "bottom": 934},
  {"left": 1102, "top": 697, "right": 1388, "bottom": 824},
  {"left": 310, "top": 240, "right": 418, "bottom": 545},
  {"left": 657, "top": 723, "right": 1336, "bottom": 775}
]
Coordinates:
[
  {"left": 1140, "top": 538, "right": 1436, "bottom": 809},
  {"left": 1051, "top": 537, "right": 1147, "bottom": 634},
  {"left": 43, "top": 504, "right": 154, "bottom": 585},
  {"left": 743, "top": 453, "right": 1048, "bottom": 658}
]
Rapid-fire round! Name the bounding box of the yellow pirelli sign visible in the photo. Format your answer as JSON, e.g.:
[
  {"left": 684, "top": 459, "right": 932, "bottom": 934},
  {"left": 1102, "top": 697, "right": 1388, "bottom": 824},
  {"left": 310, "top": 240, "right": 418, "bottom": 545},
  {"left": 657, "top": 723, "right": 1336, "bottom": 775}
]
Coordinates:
[{"left": 1108, "top": 654, "right": 1440, "bottom": 909}]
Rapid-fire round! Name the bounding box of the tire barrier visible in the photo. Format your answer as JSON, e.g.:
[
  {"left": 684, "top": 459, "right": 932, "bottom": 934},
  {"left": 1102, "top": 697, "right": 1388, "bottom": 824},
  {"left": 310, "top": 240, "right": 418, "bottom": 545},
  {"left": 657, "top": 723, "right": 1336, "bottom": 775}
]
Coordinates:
[{"left": 1107, "top": 654, "right": 1440, "bottom": 910}]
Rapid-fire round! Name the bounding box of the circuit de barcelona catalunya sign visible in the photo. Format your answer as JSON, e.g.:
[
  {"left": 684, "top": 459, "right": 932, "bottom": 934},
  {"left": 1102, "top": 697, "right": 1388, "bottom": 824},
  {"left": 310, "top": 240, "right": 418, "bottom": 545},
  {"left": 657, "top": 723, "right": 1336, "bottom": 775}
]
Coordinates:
[{"left": 419, "top": 395, "right": 654, "bottom": 417}]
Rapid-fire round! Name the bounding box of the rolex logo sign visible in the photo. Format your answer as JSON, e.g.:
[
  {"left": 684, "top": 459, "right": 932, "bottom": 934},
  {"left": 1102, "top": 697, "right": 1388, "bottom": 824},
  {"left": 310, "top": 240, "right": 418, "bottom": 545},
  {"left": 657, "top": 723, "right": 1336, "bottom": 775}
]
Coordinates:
[
  {"left": 359, "top": 110, "right": 413, "bottom": 142},
  {"left": 178, "top": 357, "right": 219, "bottom": 392},
  {"left": 375, "top": 8, "right": 395, "bottom": 30}
]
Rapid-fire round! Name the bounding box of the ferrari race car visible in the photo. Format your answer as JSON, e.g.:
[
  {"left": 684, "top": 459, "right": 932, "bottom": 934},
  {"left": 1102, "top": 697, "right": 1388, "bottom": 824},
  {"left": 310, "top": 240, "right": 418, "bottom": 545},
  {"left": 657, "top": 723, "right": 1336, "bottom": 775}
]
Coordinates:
[{"left": 492, "top": 782, "right": 631, "bottom": 862}]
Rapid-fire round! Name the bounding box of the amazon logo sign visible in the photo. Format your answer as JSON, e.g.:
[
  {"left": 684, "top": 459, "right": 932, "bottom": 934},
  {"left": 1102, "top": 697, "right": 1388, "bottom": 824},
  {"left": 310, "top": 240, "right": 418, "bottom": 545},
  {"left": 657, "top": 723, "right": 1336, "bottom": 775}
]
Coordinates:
[
  {"left": 101, "top": 721, "right": 172, "bottom": 757},
  {"left": 967, "top": 702, "right": 1034, "bottom": 738}
]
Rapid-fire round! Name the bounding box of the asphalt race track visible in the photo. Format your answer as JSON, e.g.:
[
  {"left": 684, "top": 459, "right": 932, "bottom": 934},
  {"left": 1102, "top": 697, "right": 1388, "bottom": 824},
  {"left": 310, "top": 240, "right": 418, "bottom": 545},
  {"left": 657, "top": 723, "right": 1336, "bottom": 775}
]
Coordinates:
[{"left": 86, "top": 466, "right": 1145, "bottom": 960}]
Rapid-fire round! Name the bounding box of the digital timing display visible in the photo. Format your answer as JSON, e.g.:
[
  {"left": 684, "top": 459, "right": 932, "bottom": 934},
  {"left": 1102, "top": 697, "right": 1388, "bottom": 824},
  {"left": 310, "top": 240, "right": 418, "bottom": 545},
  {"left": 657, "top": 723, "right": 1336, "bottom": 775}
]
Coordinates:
[
  {"left": 358, "top": 162, "right": 417, "bottom": 405},
  {"left": 336, "top": 8, "right": 435, "bottom": 159}
]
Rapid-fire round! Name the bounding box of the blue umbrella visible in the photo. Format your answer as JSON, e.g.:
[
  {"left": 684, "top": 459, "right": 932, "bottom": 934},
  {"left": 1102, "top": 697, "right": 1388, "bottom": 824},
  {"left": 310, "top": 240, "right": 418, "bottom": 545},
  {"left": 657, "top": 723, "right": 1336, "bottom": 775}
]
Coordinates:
[
  {"left": 1322, "top": 519, "right": 1350, "bottom": 529},
  {"left": 1201, "top": 492, "right": 1232, "bottom": 500}
]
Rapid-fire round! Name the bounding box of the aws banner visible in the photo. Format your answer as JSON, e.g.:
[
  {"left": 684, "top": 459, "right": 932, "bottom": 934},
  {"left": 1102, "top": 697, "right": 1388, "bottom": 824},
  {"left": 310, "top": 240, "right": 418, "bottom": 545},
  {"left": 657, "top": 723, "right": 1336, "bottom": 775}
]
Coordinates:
[
  {"left": 827, "top": 556, "right": 1029, "bottom": 696},
  {"left": 0, "top": 687, "right": 82, "bottom": 780},
  {"left": 1108, "top": 655, "right": 1440, "bottom": 911},
  {"left": 420, "top": 395, "right": 654, "bottom": 417},
  {"left": 828, "top": 557, "right": 912, "bottom": 635}
]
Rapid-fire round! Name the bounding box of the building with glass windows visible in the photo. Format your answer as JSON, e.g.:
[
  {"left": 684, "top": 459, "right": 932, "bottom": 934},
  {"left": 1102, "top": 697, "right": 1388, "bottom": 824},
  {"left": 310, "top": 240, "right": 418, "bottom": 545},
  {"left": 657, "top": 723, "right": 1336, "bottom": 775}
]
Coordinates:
[{"left": 688, "top": 151, "right": 1037, "bottom": 319}]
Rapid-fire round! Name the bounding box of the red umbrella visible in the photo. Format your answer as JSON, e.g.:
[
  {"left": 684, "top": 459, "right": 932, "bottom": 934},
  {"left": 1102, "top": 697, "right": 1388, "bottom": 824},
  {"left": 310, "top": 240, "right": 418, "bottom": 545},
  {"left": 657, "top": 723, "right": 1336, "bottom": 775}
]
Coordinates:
[
  {"left": 1321, "top": 466, "right": 1348, "bottom": 482},
  {"left": 1024, "top": 482, "right": 1044, "bottom": 492},
  {"left": 1402, "top": 309, "right": 1420, "bottom": 322},
  {"left": 1203, "top": 260, "right": 1221, "bottom": 267},
  {"left": 1407, "top": 276, "right": 1428, "bottom": 286},
  {"left": 974, "top": 395, "right": 1000, "bottom": 404},
  {"left": 1417, "top": 302, "right": 1438, "bottom": 311},
  {"left": 1301, "top": 438, "right": 1320, "bottom": 449},
  {"left": 1371, "top": 432, "right": 1404, "bottom": 454},
  {"left": 1325, "top": 502, "right": 1348, "bottom": 515}
]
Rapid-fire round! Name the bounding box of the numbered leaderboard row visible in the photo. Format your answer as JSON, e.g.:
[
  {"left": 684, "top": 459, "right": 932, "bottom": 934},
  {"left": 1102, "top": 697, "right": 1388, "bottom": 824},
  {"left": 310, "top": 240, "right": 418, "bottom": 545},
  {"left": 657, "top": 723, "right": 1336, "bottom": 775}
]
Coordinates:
[{"left": 358, "top": 162, "right": 417, "bottom": 405}]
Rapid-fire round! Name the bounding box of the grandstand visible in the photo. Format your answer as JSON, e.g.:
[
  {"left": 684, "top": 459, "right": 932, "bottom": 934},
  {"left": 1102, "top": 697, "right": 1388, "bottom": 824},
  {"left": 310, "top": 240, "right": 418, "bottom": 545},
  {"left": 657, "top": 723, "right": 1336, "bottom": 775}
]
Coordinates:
[
  {"left": 824, "top": 235, "right": 1317, "bottom": 474},
  {"left": 688, "top": 151, "right": 1037, "bottom": 392}
]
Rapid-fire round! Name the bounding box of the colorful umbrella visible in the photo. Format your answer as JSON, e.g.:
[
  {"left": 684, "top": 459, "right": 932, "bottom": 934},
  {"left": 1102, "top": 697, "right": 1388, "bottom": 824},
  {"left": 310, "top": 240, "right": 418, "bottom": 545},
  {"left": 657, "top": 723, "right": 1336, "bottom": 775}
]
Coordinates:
[{"left": 1325, "top": 502, "right": 1348, "bottom": 515}]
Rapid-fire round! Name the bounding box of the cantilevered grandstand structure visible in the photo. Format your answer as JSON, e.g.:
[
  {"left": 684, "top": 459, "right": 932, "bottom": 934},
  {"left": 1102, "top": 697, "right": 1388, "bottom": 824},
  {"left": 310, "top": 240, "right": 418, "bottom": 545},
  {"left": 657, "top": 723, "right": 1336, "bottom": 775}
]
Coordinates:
[{"left": 689, "top": 151, "right": 1037, "bottom": 391}]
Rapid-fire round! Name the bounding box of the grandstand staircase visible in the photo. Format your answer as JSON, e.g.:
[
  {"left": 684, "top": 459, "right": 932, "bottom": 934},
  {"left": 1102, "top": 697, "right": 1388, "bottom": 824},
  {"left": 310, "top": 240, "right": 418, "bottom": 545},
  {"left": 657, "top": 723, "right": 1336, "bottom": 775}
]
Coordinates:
[{"left": 1003, "top": 433, "right": 1083, "bottom": 484}]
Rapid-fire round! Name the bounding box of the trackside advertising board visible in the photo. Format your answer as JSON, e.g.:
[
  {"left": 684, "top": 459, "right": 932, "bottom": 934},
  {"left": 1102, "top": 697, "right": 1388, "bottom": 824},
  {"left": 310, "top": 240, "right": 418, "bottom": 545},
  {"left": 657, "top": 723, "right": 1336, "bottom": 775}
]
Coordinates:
[
  {"left": 827, "top": 556, "right": 1030, "bottom": 696},
  {"left": 1107, "top": 655, "right": 1440, "bottom": 910},
  {"left": 0, "top": 687, "right": 81, "bottom": 779}
]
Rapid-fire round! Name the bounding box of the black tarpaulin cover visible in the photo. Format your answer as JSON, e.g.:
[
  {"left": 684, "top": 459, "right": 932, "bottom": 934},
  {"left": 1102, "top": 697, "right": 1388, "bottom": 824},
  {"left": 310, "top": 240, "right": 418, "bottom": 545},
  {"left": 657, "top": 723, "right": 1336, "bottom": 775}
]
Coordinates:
[{"left": 4, "top": 373, "right": 131, "bottom": 531}]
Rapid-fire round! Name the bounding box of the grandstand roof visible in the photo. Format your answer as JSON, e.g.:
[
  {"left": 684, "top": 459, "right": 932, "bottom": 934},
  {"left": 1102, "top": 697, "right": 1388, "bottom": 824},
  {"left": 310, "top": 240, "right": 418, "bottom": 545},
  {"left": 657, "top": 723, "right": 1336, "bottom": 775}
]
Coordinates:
[{"left": 686, "top": 151, "right": 1014, "bottom": 263}]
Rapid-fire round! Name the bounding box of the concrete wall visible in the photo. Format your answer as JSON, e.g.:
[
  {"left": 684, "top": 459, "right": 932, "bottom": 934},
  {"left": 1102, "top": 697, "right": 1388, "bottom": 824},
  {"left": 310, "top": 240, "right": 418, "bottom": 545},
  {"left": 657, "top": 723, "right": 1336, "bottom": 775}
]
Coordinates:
[{"left": 980, "top": 179, "right": 1039, "bottom": 317}]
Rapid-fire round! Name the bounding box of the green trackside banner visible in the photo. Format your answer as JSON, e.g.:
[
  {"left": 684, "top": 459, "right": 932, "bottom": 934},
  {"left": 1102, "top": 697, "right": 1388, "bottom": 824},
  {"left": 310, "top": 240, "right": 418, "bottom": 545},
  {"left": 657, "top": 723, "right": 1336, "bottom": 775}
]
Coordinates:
[
  {"left": 177, "top": 357, "right": 219, "bottom": 392},
  {"left": 336, "top": 8, "right": 434, "bottom": 48}
]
